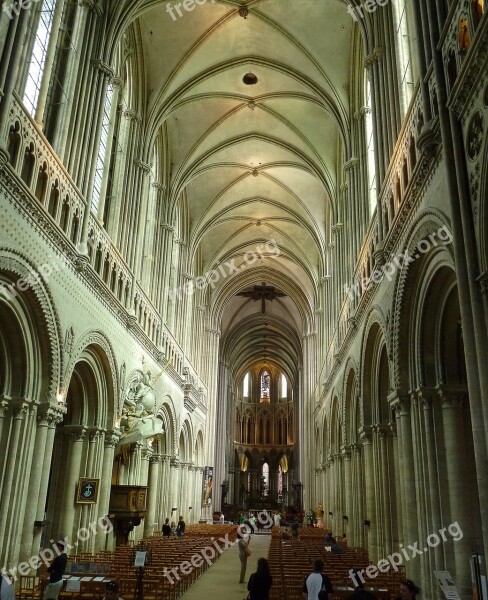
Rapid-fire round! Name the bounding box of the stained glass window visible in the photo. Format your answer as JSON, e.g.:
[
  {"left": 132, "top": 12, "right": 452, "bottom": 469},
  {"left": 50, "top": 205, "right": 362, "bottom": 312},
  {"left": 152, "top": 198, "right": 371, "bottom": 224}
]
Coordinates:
[
  {"left": 261, "top": 371, "right": 270, "bottom": 399},
  {"left": 278, "top": 465, "right": 283, "bottom": 495},
  {"left": 262, "top": 463, "right": 269, "bottom": 497}
]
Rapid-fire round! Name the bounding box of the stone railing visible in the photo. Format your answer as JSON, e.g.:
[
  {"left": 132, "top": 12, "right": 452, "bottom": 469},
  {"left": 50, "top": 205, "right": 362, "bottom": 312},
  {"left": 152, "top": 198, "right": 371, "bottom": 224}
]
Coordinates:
[{"left": 3, "top": 94, "right": 207, "bottom": 382}]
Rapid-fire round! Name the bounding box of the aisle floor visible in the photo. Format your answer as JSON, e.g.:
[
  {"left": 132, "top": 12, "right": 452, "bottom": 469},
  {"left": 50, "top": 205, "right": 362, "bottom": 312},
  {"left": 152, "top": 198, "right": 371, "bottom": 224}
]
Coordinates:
[{"left": 179, "top": 533, "right": 271, "bottom": 600}]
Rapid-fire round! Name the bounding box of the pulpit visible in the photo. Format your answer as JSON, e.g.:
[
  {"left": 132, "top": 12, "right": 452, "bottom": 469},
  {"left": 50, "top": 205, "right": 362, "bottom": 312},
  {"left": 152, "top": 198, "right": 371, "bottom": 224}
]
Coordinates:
[{"left": 109, "top": 485, "right": 148, "bottom": 546}]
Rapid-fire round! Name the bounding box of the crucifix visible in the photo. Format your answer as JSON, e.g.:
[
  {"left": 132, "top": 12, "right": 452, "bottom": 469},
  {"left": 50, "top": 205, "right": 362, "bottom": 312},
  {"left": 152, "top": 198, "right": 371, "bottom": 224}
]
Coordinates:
[{"left": 236, "top": 282, "right": 286, "bottom": 313}]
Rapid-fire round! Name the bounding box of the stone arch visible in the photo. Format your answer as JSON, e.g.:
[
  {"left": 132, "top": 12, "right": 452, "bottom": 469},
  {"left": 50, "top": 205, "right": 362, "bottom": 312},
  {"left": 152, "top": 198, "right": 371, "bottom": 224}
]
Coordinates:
[
  {"left": 392, "top": 210, "right": 454, "bottom": 389},
  {"left": 64, "top": 330, "right": 118, "bottom": 429},
  {"left": 342, "top": 361, "right": 359, "bottom": 445},
  {"left": 156, "top": 399, "right": 176, "bottom": 455},
  {"left": 360, "top": 309, "right": 389, "bottom": 426},
  {"left": 0, "top": 248, "right": 62, "bottom": 401}
]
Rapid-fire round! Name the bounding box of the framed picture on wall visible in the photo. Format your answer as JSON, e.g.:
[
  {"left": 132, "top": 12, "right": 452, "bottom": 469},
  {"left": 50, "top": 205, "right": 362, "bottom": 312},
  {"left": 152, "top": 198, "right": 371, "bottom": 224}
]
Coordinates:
[{"left": 76, "top": 478, "right": 99, "bottom": 503}]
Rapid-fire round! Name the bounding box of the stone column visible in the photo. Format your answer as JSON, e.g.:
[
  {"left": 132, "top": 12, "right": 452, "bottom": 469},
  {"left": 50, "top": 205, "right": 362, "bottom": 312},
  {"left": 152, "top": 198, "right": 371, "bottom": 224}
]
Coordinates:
[
  {"left": 160, "top": 455, "right": 170, "bottom": 524},
  {"left": 343, "top": 446, "right": 352, "bottom": 541},
  {"left": 94, "top": 430, "right": 119, "bottom": 552},
  {"left": 170, "top": 457, "right": 180, "bottom": 516},
  {"left": 391, "top": 394, "right": 418, "bottom": 547},
  {"left": 0, "top": 401, "right": 29, "bottom": 559},
  {"left": 144, "top": 454, "right": 161, "bottom": 537},
  {"left": 437, "top": 385, "right": 473, "bottom": 597},
  {"left": 19, "top": 404, "right": 64, "bottom": 563},
  {"left": 360, "top": 427, "right": 378, "bottom": 562},
  {"left": 58, "top": 427, "right": 86, "bottom": 540}
]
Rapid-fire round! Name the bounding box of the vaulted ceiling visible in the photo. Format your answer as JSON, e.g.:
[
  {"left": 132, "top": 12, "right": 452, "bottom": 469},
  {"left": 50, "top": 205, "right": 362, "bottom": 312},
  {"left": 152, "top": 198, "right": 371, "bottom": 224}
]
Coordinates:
[{"left": 128, "top": 0, "right": 356, "bottom": 382}]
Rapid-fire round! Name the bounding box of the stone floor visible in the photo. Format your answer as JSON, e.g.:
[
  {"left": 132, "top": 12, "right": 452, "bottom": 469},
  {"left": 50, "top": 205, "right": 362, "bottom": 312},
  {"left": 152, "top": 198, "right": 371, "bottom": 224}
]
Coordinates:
[{"left": 180, "top": 533, "right": 272, "bottom": 600}]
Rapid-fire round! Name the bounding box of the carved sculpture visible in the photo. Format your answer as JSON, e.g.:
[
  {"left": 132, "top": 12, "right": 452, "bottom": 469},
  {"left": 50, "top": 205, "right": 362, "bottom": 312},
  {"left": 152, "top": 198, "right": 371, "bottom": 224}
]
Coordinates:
[{"left": 117, "top": 369, "right": 163, "bottom": 450}]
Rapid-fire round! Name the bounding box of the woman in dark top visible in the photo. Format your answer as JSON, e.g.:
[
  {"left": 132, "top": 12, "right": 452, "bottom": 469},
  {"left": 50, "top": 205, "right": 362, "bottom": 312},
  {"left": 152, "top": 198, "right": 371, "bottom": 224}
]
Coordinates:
[
  {"left": 162, "top": 518, "right": 171, "bottom": 537},
  {"left": 247, "top": 557, "right": 273, "bottom": 600}
]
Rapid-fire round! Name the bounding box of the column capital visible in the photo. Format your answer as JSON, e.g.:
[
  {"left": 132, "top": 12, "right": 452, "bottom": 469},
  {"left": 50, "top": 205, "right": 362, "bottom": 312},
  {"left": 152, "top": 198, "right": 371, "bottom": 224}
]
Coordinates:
[
  {"left": 388, "top": 391, "right": 410, "bottom": 416},
  {"left": 38, "top": 402, "right": 66, "bottom": 426},
  {"left": 123, "top": 108, "right": 141, "bottom": 122},
  {"left": 150, "top": 454, "right": 162, "bottom": 465},
  {"left": 476, "top": 271, "right": 488, "bottom": 294},
  {"left": 205, "top": 327, "right": 221, "bottom": 337},
  {"left": 91, "top": 59, "right": 114, "bottom": 79},
  {"left": 344, "top": 157, "right": 359, "bottom": 172},
  {"left": 104, "top": 430, "right": 121, "bottom": 448},
  {"left": 134, "top": 159, "right": 152, "bottom": 175},
  {"left": 364, "top": 47, "right": 384, "bottom": 69},
  {"left": 63, "top": 425, "right": 87, "bottom": 441},
  {"left": 358, "top": 426, "right": 373, "bottom": 445},
  {"left": 354, "top": 107, "right": 371, "bottom": 121},
  {"left": 11, "top": 399, "right": 30, "bottom": 420},
  {"left": 436, "top": 384, "right": 468, "bottom": 408},
  {"left": 0, "top": 400, "right": 10, "bottom": 418}
]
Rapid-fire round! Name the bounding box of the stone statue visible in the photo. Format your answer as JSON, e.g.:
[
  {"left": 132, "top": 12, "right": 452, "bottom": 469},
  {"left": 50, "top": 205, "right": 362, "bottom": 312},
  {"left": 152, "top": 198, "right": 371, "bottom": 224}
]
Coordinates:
[{"left": 117, "top": 369, "right": 163, "bottom": 451}]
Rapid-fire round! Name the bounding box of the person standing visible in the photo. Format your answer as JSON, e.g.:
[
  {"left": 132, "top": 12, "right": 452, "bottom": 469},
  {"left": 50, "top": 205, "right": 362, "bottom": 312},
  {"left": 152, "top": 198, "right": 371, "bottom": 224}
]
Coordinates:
[
  {"left": 162, "top": 518, "right": 171, "bottom": 537},
  {"left": 249, "top": 513, "right": 257, "bottom": 533},
  {"left": 237, "top": 532, "right": 251, "bottom": 583},
  {"left": 273, "top": 512, "right": 280, "bottom": 527},
  {"left": 247, "top": 557, "right": 272, "bottom": 600},
  {"left": 45, "top": 542, "right": 67, "bottom": 600},
  {"left": 219, "top": 512, "right": 225, "bottom": 525},
  {"left": 0, "top": 575, "right": 15, "bottom": 600},
  {"left": 302, "top": 559, "right": 333, "bottom": 600},
  {"left": 176, "top": 516, "right": 186, "bottom": 537}
]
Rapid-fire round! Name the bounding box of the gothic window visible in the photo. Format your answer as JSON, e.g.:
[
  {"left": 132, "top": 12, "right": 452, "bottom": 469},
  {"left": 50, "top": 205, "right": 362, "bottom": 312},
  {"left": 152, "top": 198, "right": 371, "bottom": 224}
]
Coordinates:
[
  {"left": 260, "top": 370, "right": 270, "bottom": 401},
  {"left": 280, "top": 373, "right": 287, "bottom": 398},
  {"left": 278, "top": 465, "right": 283, "bottom": 496},
  {"left": 365, "top": 78, "right": 376, "bottom": 219},
  {"left": 262, "top": 463, "right": 269, "bottom": 497},
  {"left": 91, "top": 82, "right": 114, "bottom": 215},
  {"left": 243, "top": 372, "right": 250, "bottom": 397},
  {"left": 392, "top": 0, "right": 418, "bottom": 114},
  {"left": 23, "top": 0, "right": 57, "bottom": 116}
]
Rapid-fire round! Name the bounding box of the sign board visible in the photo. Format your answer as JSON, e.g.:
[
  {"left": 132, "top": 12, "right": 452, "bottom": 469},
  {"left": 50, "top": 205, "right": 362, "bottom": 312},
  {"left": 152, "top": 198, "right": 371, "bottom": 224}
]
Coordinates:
[
  {"left": 134, "top": 551, "right": 147, "bottom": 567},
  {"left": 76, "top": 478, "right": 99, "bottom": 504},
  {"left": 434, "top": 570, "right": 461, "bottom": 600}
]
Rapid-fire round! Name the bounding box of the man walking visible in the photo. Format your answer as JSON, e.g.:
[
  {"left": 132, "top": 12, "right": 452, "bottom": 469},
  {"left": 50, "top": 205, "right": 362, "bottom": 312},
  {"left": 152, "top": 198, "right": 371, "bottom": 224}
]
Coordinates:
[{"left": 302, "top": 560, "right": 333, "bottom": 600}]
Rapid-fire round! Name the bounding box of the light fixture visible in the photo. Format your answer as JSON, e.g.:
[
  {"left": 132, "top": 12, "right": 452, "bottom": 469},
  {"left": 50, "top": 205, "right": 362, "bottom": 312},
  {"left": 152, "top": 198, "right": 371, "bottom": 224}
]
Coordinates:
[{"left": 243, "top": 73, "right": 258, "bottom": 85}]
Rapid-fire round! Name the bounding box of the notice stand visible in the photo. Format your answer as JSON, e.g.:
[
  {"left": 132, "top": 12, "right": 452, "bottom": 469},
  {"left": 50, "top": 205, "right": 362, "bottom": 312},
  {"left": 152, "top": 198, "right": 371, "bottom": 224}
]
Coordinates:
[
  {"left": 132, "top": 546, "right": 151, "bottom": 600},
  {"left": 434, "top": 570, "right": 461, "bottom": 600}
]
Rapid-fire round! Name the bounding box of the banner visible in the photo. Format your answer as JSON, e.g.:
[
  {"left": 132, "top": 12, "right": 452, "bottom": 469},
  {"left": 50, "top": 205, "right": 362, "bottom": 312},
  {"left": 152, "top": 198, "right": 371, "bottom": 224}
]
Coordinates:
[{"left": 202, "top": 466, "right": 213, "bottom": 507}]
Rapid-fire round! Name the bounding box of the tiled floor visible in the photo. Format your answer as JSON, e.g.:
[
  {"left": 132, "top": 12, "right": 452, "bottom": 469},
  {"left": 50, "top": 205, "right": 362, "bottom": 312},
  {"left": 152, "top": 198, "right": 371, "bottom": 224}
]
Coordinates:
[{"left": 180, "top": 534, "right": 271, "bottom": 600}]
